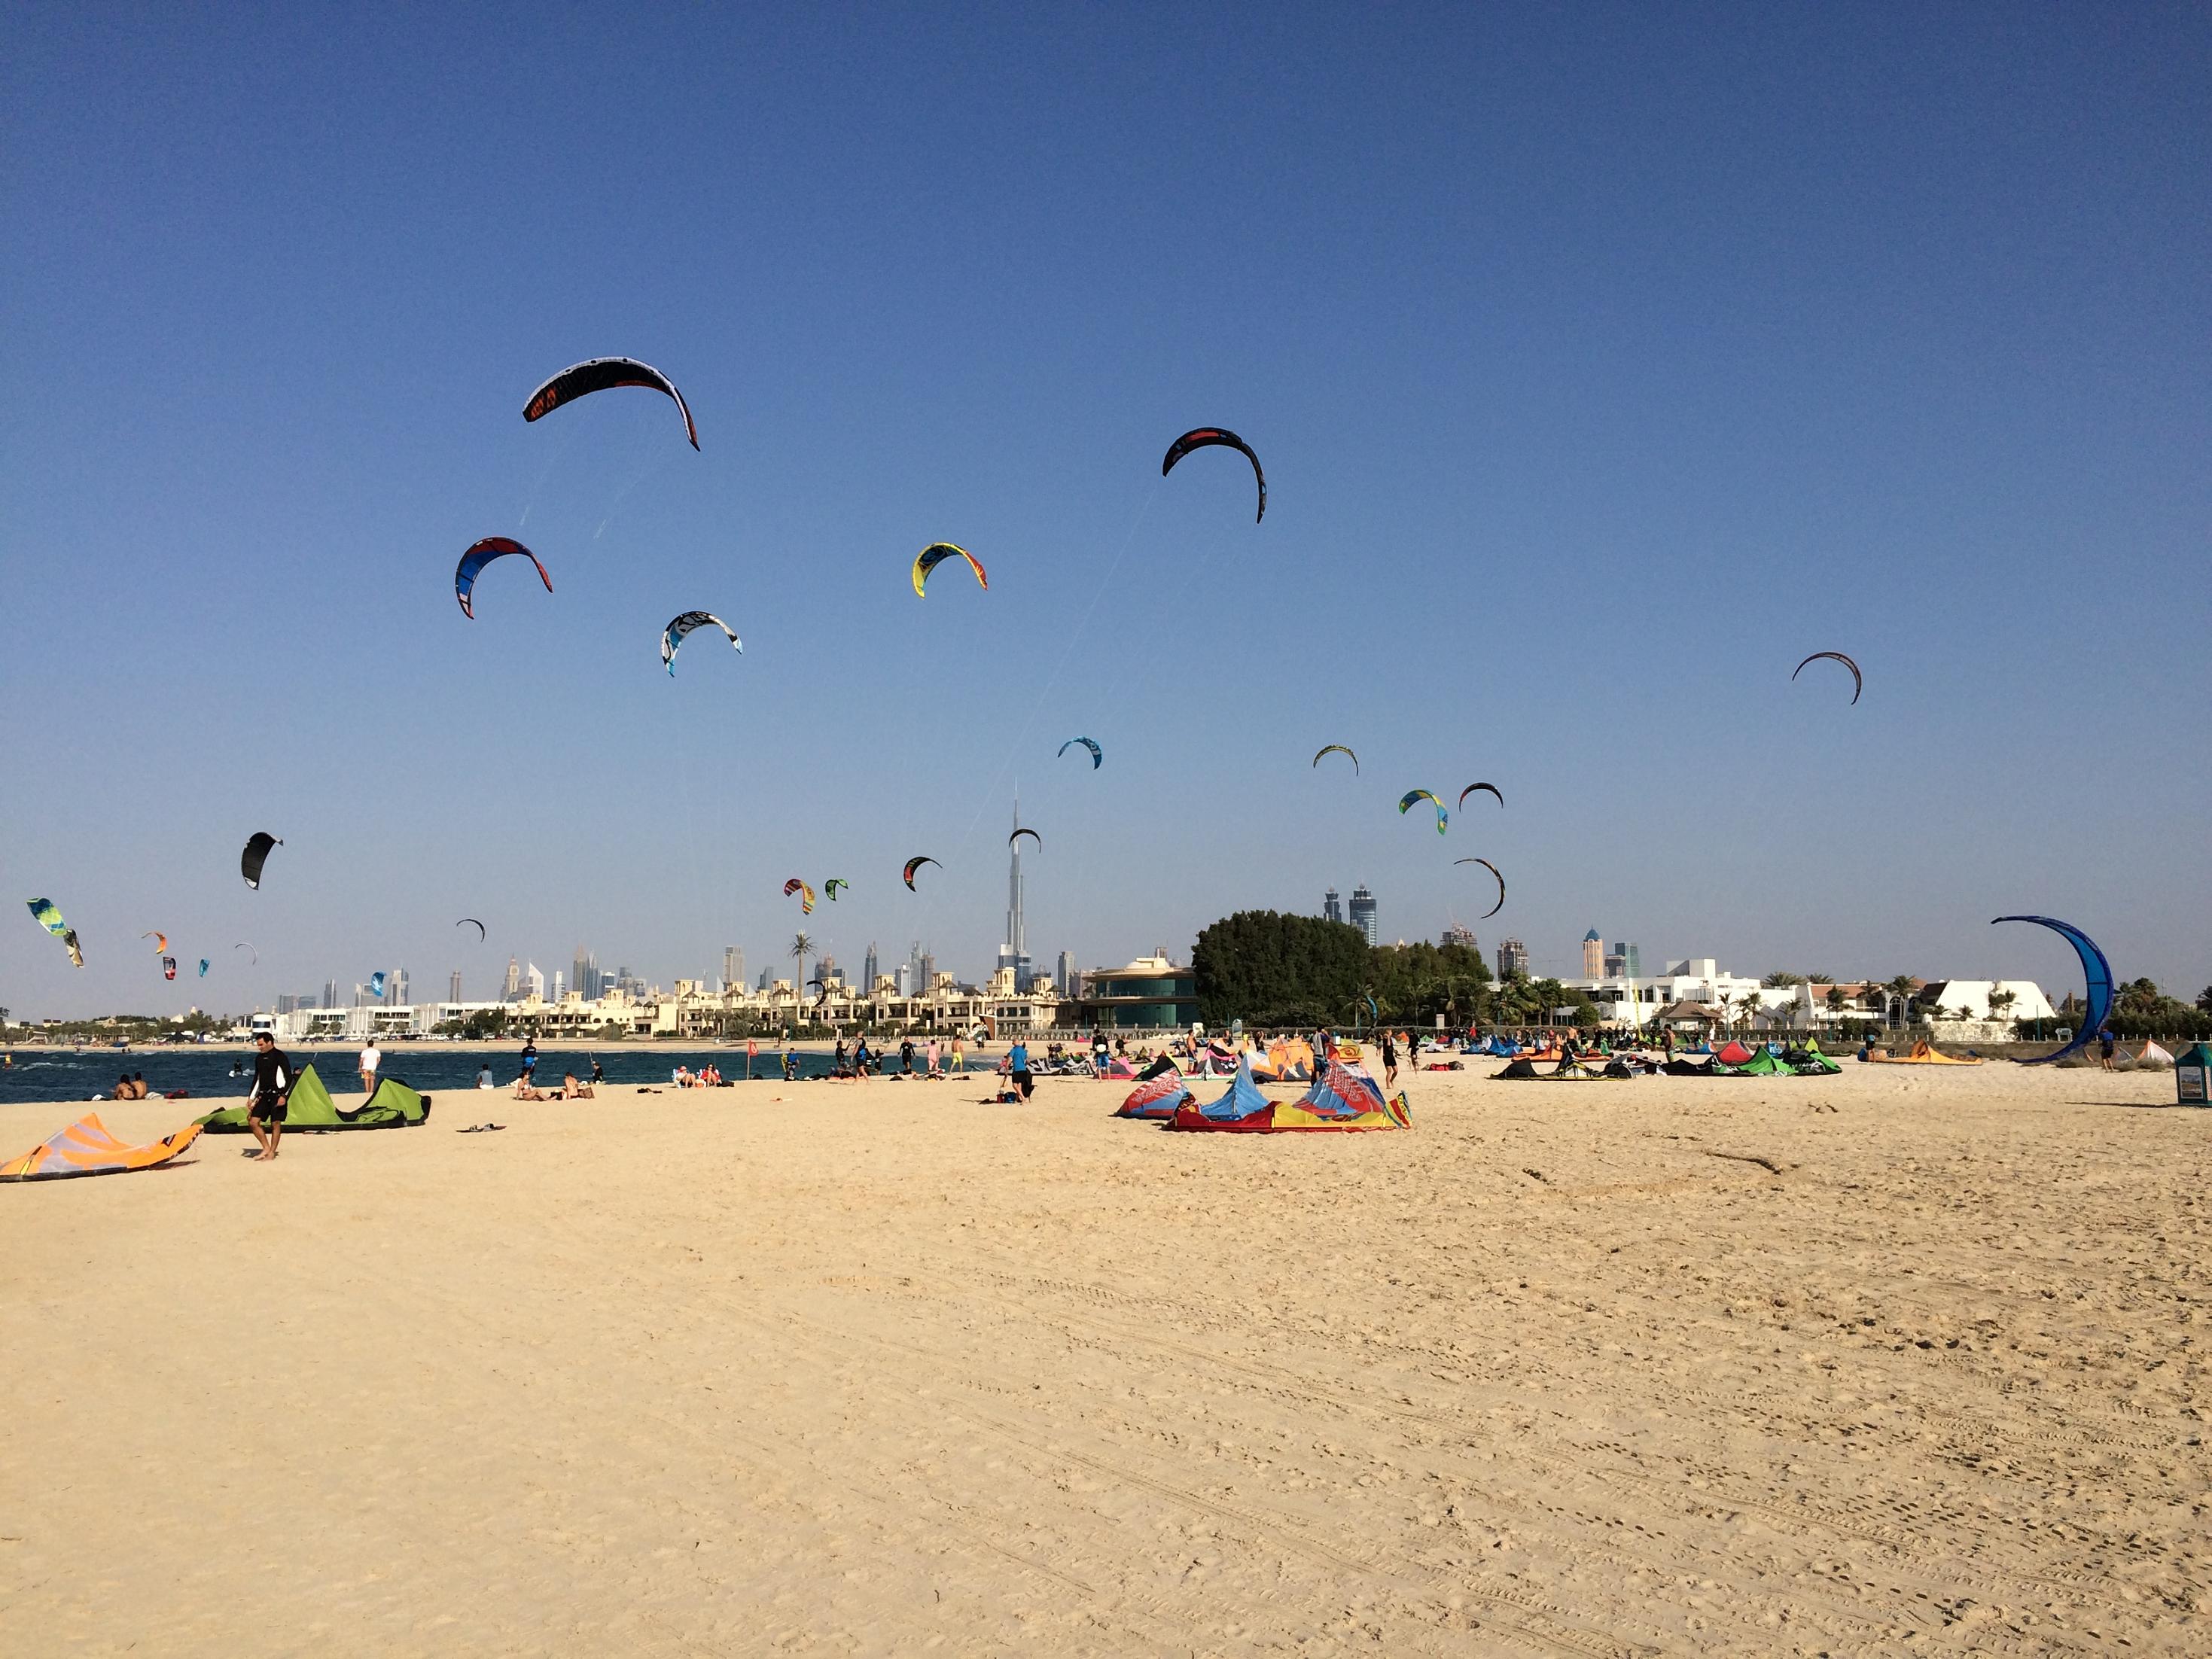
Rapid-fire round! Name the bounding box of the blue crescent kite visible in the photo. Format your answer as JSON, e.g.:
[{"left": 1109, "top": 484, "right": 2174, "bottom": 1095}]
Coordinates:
[
  {"left": 455, "top": 538, "right": 552, "bottom": 619},
  {"left": 1991, "top": 915, "right": 2114, "bottom": 1064},
  {"left": 1058, "top": 736, "right": 1102, "bottom": 769}
]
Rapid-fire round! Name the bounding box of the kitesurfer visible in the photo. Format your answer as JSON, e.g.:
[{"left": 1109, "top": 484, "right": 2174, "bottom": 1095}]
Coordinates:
[{"left": 245, "top": 1030, "right": 294, "bottom": 1163}]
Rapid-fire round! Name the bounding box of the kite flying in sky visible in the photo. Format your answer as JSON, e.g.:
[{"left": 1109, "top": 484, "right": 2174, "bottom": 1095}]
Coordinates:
[
  {"left": 163, "top": 956, "right": 178, "bottom": 981},
  {"left": 142, "top": 931, "right": 168, "bottom": 954},
  {"left": 240, "top": 832, "right": 282, "bottom": 890},
  {"left": 1791, "top": 650, "right": 1862, "bottom": 704},
  {"left": 1058, "top": 736, "right": 1102, "bottom": 769},
  {"left": 824, "top": 879, "right": 849, "bottom": 901},
  {"left": 1312, "top": 744, "right": 1358, "bottom": 775},
  {"left": 27, "top": 899, "right": 83, "bottom": 968},
  {"left": 911, "top": 543, "right": 986, "bottom": 598},
  {"left": 198, "top": 959, "right": 209, "bottom": 978},
  {"left": 455, "top": 538, "right": 551, "bottom": 620},
  {"left": 370, "top": 972, "right": 387, "bottom": 999},
  {"left": 1397, "top": 790, "right": 1449, "bottom": 834},
  {"left": 902, "top": 856, "right": 938, "bottom": 891},
  {"left": 662, "top": 611, "right": 741, "bottom": 675},
  {"left": 523, "top": 356, "right": 699, "bottom": 449},
  {"left": 456, "top": 918, "right": 486, "bottom": 940},
  {"left": 1454, "top": 857, "right": 1507, "bottom": 918},
  {"left": 783, "top": 878, "right": 816, "bottom": 915},
  {"left": 1457, "top": 782, "right": 1504, "bottom": 811},
  {"left": 235, "top": 942, "right": 258, "bottom": 965},
  {"left": 1162, "top": 428, "right": 1266, "bottom": 522},
  {"left": 1009, "top": 827, "right": 1042, "bottom": 851}
]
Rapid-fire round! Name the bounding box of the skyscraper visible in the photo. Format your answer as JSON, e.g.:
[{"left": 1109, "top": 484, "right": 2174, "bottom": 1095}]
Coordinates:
[
  {"left": 1613, "top": 942, "right": 1641, "bottom": 978},
  {"left": 863, "top": 942, "right": 879, "bottom": 991},
  {"left": 1348, "top": 884, "right": 1377, "bottom": 945},
  {"left": 1497, "top": 938, "right": 1530, "bottom": 979},
  {"left": 722, "top": 945, "right": 743, "bottom": 993},
  {"left": 449, "top": 969, "right": 463, "bottom": 1003},
  {"left": 552, "top": 970, "right": 566, "bottom": 1001},
  {"left": 524, "top": 962, "right": 545, "bottom": 1000},
  {"left": 1056, "top": 948, "right": 1076, "bottom": 995},
  {"left": 504, "top": 957, "right": 521, "bottom": 998},
  {"left": 757, "top": 967, "right": 770, "bottom": 991},
  {"left": 574, "top": 945, "right": 599, "bottom": 1002},
  {"left": 324, "top": 979, "right": 339, "bottom": 1012},
  {"left": 998, "top": 799, "right": 1032, "bottom": 986},
  {"left": 918, "top": 950, "right": 936, "bottom": 991},
  {"left": 1323, "top": 887, "right": 1343, "bottom": 924},
  {"left": 391, "top": 968, "right": 409, "bottom": 1006},
  {"left": 1581, "top": 929, "right": 1604, "bottom": 978},
  {"left": 1440, "top": 923, "right": 1478, "bottom": 951}
]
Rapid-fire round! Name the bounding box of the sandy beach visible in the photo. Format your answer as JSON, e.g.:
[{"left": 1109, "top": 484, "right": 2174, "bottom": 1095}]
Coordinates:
[{"left": 2, "top": 1061, "right": 2204, "bottom": 1654}]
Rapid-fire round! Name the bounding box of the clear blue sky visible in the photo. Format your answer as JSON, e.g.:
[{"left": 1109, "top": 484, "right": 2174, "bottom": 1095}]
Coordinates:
[{"left": 5, "top": 3, "right": 2207, "bottom": 1018}]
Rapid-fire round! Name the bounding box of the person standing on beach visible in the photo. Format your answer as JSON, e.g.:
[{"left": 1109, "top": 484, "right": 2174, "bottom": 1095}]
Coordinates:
[
  {"left": 950, "top": 1035, "right": 965, "bottom": 1073},
  {"left": 900, "top": 1038, "right": 915, "bottom": 1076},
  {"left": 358, "top": 1038, "right": 382, "bottom": 1100},
  {"left": 1381, "top": 1029, "right": 1398, "bottom": 1088},
  {"left": 245, "top": 1030, "right": 294, "bottom": 1163},
  {"left": 1008, "top": 1037, "right": 1033, "bottom": 1100},
  {"left": 926, "top": 1037, "right": 941, "bottom": 1079},
  {"left": 2099, "top": 1027, "right": 2118, "bottom": 1070},
  {"left": 519, "top": 1038, "right": 538, "bottom": 1089}
]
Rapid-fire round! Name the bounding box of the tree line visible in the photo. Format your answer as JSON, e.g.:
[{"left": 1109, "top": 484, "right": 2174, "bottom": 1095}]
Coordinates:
[{"left": 1192, "top": 910, "right": 1596, "bottom": 1030}]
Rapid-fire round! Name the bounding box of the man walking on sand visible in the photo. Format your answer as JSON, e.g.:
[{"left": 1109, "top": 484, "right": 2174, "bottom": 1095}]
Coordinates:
[
  {"left": 358, "top": 1037, "right": 382, "bottom": 1100},
  {"left": 245, "top": 1030, "right": 294, "bottom": 1163}
]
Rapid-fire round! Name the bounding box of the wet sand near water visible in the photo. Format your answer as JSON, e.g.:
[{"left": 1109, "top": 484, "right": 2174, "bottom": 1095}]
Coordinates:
[{"left": 1, "top": 1062, "right": 2204, "bottom": 1654}]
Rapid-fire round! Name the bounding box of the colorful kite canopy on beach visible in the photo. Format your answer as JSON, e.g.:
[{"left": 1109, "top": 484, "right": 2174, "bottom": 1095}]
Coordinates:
[
  {"left": 523, "top": 356, "right": 699, "bottom": 449},
  {"left": 1, "top": 1115, "right": 203, "bottom": 1182},
  {"left": 454, "top": 538, "right": 551, "bottom": 620},
  {"left": 1162, "top": 428, "right": 1266, "bottom": 522},
  {"left": 911, "top": 543, "right": 986, "bottom": 598}
]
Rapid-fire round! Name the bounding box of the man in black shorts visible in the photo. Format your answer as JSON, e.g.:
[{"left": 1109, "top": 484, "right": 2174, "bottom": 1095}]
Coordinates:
[{"left": 245, "top": 1030, "right": 294, "bottom": 1162}]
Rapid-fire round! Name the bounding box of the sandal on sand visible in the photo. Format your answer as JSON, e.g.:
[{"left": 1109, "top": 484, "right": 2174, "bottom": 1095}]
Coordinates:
[{"left": 457, "top": 1122, "right": 507, "bottom": 1134}]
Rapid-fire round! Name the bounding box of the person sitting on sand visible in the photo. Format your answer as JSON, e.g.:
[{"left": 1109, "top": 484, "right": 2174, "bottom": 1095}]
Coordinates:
[
  {"left": 476, "top": 1065, "right": 494, "bottom": 1089},
  {"left": 112, "top": 1073, "right": 134, "bottom": 1100},
  {"left": 553, "top": 1072, "right": 593, "bottom": 1100},
  {"left": 512, "top": 1078, "right": 548, "bottom": 1100},
  {"left": 672, "top": 1064, "right": 695, "bottom": 1088}
]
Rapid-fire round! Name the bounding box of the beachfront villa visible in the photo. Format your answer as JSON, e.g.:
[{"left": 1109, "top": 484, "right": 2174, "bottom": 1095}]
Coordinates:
[{"left": 1562, "top": 960, "right": 2055, "bottom": 1034}]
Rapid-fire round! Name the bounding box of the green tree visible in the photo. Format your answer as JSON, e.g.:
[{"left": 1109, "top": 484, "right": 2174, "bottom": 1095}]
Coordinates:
[
  {"left": 790, "top": 933, "right": 814, "bottom": 1000},
  {"left": 1762, "top": 971, "right": 1805, "bottom": 988},
  {"left": 1193, "top": 911, "right": 1370, "bottom": 1027}
]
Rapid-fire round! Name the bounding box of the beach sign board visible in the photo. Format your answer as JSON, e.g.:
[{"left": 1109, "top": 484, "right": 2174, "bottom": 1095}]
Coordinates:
[{"left": 2177, "top": 1043, "right": 2212, "bottom": 1107}]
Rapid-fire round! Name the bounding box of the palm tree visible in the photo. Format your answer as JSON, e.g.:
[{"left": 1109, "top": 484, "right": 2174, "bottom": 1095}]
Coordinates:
[{"left": 790, "top": 933, "right": 814, "bottom": 1012}]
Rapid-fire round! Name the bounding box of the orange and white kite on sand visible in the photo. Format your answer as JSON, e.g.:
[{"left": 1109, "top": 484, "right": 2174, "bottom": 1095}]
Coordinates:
[{"left": 0, "top": 1115, "right": 203, "bottom": 1182}]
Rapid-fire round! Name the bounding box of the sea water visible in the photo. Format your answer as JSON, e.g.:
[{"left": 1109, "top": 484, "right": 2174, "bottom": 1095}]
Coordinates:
[{"left": 0, "top": 1046, "right": 973, "bottom": 1106}]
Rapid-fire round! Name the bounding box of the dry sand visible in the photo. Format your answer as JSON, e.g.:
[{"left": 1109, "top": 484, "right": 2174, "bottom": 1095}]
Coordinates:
[{"left": 2, "top": 1060, "right": 2205, "bottom": 1655}]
